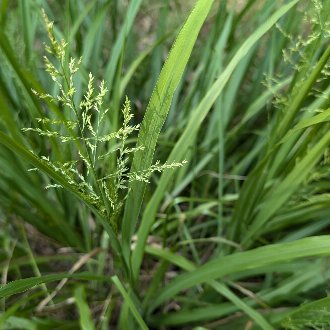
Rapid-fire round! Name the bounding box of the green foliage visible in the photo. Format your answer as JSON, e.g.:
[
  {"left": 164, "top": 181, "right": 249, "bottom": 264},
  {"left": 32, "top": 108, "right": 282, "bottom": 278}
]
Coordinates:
[
  {"left": 281, "top": 296, "right": 330, "bottom": 329},
  {"left": 23, "top": 10, "right": 186, "bottom": 232},
  {"left": 1, "top": 0, "right": 330, "bottom": 329}
]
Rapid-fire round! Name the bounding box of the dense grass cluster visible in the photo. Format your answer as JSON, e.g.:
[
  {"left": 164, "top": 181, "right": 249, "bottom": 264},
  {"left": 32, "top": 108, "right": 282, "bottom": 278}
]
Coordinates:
[{"left": 1, "top": 0, "right": 330, "bottom": 329}]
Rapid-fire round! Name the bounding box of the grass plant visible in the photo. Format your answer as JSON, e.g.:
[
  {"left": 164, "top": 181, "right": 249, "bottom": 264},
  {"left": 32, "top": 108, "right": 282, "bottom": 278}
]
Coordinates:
[{"left": 1, "top": 0, "right": 330, "bottom": 329}]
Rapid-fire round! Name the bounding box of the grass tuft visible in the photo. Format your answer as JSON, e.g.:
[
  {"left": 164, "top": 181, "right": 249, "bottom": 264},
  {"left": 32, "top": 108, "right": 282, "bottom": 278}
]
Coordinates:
[{"left": 1, "top": 0, "right": 330, "bottom": 329}]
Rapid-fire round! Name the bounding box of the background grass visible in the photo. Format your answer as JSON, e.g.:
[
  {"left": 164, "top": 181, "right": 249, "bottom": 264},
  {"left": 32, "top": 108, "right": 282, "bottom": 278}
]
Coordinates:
[{"left": 1, "top": 0, "right": 330, "bottom": 329}]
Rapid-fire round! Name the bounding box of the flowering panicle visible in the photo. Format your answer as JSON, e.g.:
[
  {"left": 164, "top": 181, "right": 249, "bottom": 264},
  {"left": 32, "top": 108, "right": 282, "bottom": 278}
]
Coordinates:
[{"left": 23, "top": 11, "right": 186, "bottom": 230}]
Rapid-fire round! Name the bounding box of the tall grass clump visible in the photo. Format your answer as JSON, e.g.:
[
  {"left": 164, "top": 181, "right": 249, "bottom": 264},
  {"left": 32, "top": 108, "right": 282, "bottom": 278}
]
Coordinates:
[{"left": 1, "top": 0, "right": 330, "bottom": 329}]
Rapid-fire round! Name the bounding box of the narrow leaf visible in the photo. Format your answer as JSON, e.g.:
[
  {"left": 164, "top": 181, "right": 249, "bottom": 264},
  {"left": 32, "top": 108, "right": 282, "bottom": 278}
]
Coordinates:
[
  {"left": 111, "top": 275, "right": 148, "bottom": 330},
  {"left": 0, "top": 273, "right": 107, "bottom": 299},
  {"left": 122, "top": 0, "right": 214, "bottom": 258},
  {"left": 149, "top": 236, "right": 330, "bottom": 311},
  {"left": 74, "top": 286, "right": 96, "bottom": 330},
  {"left": 132, "top": 0, "right": 300, "bottom": 280}
]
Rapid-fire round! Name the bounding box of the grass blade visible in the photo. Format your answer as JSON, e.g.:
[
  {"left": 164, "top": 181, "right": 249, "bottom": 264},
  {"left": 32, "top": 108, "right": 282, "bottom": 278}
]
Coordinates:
[
  {"left": 0, "top": 273, "right": 108, "bottom": 299},
  {"left": 209, "top": 281, "right": 274, "bottom": 330},
  {"left": 242, "top": 126, "right": 330, "bottom": 246},
  {"left": 132, "top": 0, "right": 300, "bottom": 280},
  {"left": 149, "top": 236, "right": 330, "bottom": 311},
  {"left": 145, "top": 246, "right": 274, "bottom": 329},
  {"left": 111, "top": 275, "right": 148, "bottom": 330},
  {"left": 74, "top": 286, "right": 96, "bottom": 330},
  {"left": 104, "top": 0, "right": 142, "bottom": 87},
  {"left": 122, "top": 0, "right": 214, "bottom": 261},
  {"left": 279, "top": 107, "right": 330, "bottom": 144}
]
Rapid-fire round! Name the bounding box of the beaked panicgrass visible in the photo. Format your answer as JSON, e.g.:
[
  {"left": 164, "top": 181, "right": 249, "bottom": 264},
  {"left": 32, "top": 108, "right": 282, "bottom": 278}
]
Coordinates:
[{"left": 23, "top": 10, "right": 186, "bottom": 232}]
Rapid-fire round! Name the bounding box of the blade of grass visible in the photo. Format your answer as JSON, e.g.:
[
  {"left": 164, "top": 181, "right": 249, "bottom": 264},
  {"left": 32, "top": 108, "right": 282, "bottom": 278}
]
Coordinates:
[
  {"left": 0, "top": 273, "right": 108, "bottom": 299},
  {"left": 148, "top": 303, "right": 236, "bottom": 327},
  {"left": 119, "top": 31, "right": 174, "bottom": 97},
  {"left": 145, "top": 246, "right": 274, "bottom": 329},
  {"left": 80, "top": 2, "right": 111, "bottom": 70},
  {"left": 74, "top": 286, "right": 96, "bottom": 330},
  {"left": 279, "top": 107, "right": 330, "bottom": 144},
  {"left": 122, "top": 0, "right": 215, "bottom": 265},
  {"left": 0, "top": 292, "right": 44, "bottom": 327},
  {"left": 67, "top": 0, "right": 100, "bottom": 45},
  {"left": 229, "top": 44, "right": 330, "bottom": 244},
  {"left": 148, "top": 236, "right": 330, "bottom": 312},
  {"left": 0, "top": 0, "right": 9, "bottom": 26},
  {"left": 209, "top": 281, "right": 274, "bottom": 330},
  {"left": 275, "top": 44, "right": 330, "bottom": 141},
  {"left": 111, "top": 275, "right": 148, "bottom": 330},
  {"left": 141, "top": 260, "right": 169, "bottom": 311},
  {"left": 18, "top": 0, "right": 33, "bottom": 65},
  {"left": 104, "top": 0, "right": 142, "bottom": 88},
  {"left": 0, "top": 30, "right": 45, "bottom": 114},
  {"left": 132, "top": 0, "right": 300, "bottom": 281},
  {"left": 242, "top": 125, "right": 330, "bottom": 247}
]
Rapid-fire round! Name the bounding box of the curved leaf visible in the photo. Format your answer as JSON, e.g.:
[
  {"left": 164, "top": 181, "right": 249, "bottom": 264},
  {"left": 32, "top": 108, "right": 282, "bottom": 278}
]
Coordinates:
[{"left": 149, "top": 236, "right": 330, "bottom": 311}]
